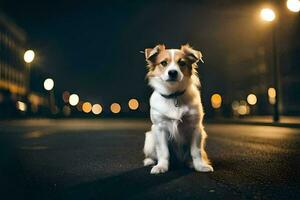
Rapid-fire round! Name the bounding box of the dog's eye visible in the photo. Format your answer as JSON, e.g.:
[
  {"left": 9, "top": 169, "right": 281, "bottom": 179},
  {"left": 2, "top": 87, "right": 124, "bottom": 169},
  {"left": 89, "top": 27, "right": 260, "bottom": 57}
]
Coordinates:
[
  {"left": 160, "top": 61, "right": 168, "bottom": 67},
  {"left": 178, "top": 59, "right": 186, "bottom": 67}
]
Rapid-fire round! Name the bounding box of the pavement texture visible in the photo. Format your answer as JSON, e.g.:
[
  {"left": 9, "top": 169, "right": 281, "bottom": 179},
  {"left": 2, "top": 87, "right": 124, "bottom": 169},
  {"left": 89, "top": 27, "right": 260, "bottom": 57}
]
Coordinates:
[{"left": 0, "top": 119, "right": 299, "bottom": 200}]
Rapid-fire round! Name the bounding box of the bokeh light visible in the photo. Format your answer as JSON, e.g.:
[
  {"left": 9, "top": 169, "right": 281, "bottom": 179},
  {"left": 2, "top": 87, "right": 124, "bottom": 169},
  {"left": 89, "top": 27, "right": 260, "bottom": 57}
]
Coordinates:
[
  {"left": 17, "top": 101, "right": 27, "bottom": 112},
  {"left": 110, "top": 103, "right": 121, "bottom": 113},
  {"left": 268, "top": 87, "right": 276, "bottom": 98},
  {"left": 24, "top": 50, "right": 35, "bottom": 63},
  {"left": 63, "top": 105, "right": 71, "bottom": 116},
  {"left": 62, "top": 91, "right": 70, "bottom": 103},
  {"left": 69, "top": 94, "right": 79, "bottom": 106},
  {"left": 260, "top": 8, "right": 276, "bottom": 22},
  {"left": 43, "top": 78, "right": 54, "bottom": 91},
  {"left": 287, "top": 0, "right": 300, "bottom": 12},
  {"left": 231, "top": 101, "right": 239, "bottom": 111},
  {"left": 92, "top": 104, "right": 102, "bottom": 115},
  {"left": 128, "top": 98, "right": 139, "bottom": 110},
  {"left": 82, "top": 102, "right": 92, "bottom": 113},
  {"left": 211, "top": 93, "right": 222, "bottom": 109},
  {"left": 237, "top": 100, "right": 250, "bottom": 115},
  {"left": 76, "top": 101, "right": 83, "bottom": 111},
  {"left": 247, "top": 94, "right": 257, "bottom": 105}
]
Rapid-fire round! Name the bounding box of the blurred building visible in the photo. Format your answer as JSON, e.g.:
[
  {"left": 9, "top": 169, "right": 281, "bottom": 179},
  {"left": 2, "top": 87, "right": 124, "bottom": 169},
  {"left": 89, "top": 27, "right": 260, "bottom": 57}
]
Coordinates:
[{"left": 0, "top": 12, "right": 47, "bottom": 118}]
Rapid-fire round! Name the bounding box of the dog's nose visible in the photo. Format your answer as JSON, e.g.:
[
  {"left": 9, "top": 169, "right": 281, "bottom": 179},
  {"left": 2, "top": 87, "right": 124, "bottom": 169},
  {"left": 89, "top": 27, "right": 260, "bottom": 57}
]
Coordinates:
[{"left": 168, "top": 70, "right": 178, "bottom": 79}]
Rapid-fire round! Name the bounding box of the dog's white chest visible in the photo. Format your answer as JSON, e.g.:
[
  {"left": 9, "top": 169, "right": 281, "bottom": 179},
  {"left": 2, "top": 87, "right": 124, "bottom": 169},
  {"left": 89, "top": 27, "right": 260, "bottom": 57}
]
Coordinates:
[{"left": 150, "top": 91, "right": 189, "bottom": 121}]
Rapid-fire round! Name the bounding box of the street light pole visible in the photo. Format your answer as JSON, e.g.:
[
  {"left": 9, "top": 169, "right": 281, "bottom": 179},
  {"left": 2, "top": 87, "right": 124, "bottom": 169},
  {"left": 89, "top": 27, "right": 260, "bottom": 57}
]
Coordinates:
[
  {"left": 260, "top": 7, "right": 281, "bottom": 122},
  {"left": 24, "top": 50, "right": 35, "bottom": 94},
  {"left": 271, "top": 22, "right": 280, "bottom": 122}
]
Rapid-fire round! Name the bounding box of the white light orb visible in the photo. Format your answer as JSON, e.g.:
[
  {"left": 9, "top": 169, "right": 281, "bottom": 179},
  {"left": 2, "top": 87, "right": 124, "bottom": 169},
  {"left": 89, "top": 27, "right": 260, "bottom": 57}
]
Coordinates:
[
  {"left": 69, "top": 94, "right": 79, "bottom": 106},
  {"left": 287, "top": 0, "right": 300, "bottom": 12},
  {"left": 260, "top": 8, "right": 276, "bottom": 22},
  {"left": 43, "top": 78, "right": 54, "bottom": 91},
  {"left": 24, "top": 50, "right": 35, "bottom": 63}
]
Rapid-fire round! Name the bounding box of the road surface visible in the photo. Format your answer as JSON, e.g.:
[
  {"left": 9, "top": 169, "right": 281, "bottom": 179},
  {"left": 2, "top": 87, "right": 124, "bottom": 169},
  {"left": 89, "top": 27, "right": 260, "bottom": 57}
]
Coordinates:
[{"left": 0, "top": 119, "right": 299, "bottom": 199}]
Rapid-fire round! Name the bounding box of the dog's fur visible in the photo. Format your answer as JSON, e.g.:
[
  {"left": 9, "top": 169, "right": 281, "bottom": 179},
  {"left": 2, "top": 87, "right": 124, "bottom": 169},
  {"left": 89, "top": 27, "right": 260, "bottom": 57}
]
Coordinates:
[{"left": 143, "top": 44, "right": 213, "bottom": 174}]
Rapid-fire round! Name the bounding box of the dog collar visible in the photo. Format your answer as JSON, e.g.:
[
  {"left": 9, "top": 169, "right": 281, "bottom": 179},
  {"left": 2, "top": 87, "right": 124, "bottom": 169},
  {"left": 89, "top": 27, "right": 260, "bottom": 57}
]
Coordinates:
[{"left": 160, "top": 90, "right": 186, "bottom": 99}]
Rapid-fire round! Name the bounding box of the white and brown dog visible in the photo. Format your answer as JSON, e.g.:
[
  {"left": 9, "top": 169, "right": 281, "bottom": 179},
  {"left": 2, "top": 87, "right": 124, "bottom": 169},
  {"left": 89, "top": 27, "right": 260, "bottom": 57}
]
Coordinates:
[{"left": 143, "top": 44, "right": 213, "bottom": 174}]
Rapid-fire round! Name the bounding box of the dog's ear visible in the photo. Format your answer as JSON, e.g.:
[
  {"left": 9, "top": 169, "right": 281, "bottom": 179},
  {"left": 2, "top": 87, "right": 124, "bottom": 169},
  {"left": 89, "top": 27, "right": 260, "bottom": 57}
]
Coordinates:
[
  {"left": 144, "top": 44, "right": 165, "bottom": 63},
  {"left": 181, "top": 44, "right": 204, "bottom": 64}
]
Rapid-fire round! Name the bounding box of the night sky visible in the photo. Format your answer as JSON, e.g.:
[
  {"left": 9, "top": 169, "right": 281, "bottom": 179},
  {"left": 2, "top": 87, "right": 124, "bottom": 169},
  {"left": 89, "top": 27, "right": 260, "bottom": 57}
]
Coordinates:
[{"left": 1, "top": 0, "right": 299, "bottom": 112}]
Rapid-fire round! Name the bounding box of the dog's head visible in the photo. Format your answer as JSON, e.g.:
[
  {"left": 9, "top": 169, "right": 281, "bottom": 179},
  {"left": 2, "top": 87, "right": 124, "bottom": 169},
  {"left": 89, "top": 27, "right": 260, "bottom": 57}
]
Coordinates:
[{"left": 144, "top": 44, "right": 203, "bottom": 94}]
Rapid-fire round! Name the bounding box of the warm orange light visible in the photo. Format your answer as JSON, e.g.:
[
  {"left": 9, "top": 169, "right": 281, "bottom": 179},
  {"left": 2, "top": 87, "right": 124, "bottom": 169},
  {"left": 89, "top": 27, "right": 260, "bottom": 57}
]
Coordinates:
[
  {"left": 92, "top": 104, "right": 102, "bottom": 115},
  {"left": 268, "top": 87, "right": 276, "bottom": 98},
  {"left": 110, "top": 103, "right": 121, "bottom": 113},
  {"left": 82, "top": 102, "right": 92, "bottom": 113},
  {"left": 128, "top": 98, "right": 139, "bottom": 110},
  {"left": 211, "top": 93, "right": 222, "bottom": 109},
  {"left": 260, "top": 8, "right": 276, "bottom": 22}
]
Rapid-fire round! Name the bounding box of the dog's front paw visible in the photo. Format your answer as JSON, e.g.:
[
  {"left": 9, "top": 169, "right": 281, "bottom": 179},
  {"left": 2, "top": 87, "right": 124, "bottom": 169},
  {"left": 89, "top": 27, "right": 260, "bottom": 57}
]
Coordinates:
[
  {"left": 150, "top": 164, "right": 168, "bottom": 174},
  {"left": 143, "top": 158, "right": 155, "bottom": 166},
  {"left": 193, "top": 162, "right": 214, "bottom": 172}
]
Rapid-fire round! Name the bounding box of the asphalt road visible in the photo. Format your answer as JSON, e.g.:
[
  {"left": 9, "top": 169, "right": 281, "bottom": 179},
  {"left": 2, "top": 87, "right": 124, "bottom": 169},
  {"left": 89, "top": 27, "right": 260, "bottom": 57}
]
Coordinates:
[{"left": 0, "top": 119, "right": 299, "bottom": 200}]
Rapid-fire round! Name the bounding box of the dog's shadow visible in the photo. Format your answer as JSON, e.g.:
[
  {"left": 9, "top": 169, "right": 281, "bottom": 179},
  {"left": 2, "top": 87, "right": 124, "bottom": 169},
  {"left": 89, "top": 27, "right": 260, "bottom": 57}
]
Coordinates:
[{"left": 57, "top": 166, "right": 192, "bottom": 200}]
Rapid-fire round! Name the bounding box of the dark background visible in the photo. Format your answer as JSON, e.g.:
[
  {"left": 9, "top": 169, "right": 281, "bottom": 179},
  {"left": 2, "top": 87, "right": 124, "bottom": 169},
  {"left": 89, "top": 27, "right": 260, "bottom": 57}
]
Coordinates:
[{"left": 0, "top": 0, "right": 299, "bottom": 117}]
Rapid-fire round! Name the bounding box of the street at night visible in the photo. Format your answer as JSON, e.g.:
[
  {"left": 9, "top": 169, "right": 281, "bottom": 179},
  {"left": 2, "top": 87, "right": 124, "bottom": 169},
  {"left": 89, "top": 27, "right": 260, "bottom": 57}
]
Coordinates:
[
  {"left": 1, "top": 0, "right": 300, "bottom": 199},
  {"left": 0, "top": 119, "right": 299, "bottom": 199}
]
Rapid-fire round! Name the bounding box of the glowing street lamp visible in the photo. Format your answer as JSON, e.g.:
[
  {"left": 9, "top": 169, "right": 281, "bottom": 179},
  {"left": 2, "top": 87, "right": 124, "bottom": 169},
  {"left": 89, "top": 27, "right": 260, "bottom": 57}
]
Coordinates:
[
  {"left": 43, "top": 78, "right": 56, "bottom": 114},
  {"left": 287, "top": 0, "right": 300, "bottom": 12},
  {"left": 69, "top": 94, "right": 79, "bottom": 106},
  {"left": 43, "top": 78, "right": 54, "bottom": 91},
  {"left": 24, "top": 49, "right": 35, "bottom": 93},
  {"left": 259, "top": 7, "right": 280, "bottom": 122},
  {"left": 247, "top": 94, "right": 257, "bottom": 106},
  {"left": 24, "top": 50, "right": 35, "bottom": 63},
  {"left": 260, "top": 8, "right": 276, "bottom": 22}
]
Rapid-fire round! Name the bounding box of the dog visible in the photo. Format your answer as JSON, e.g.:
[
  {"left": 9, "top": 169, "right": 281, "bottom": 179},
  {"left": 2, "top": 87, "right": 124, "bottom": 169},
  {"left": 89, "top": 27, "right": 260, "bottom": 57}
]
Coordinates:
[{"left": 143, "top": 44, "right": 213, "bottom": 174}]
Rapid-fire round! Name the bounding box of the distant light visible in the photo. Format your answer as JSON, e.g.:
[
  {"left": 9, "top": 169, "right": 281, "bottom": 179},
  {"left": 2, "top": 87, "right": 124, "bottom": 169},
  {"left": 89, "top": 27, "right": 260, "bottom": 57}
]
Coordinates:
[
  {"left": 63, "top": 105, "right": 71, "bottom": 116},
  {"left": 247, "top": 94, "right": 257, "bottom": 105},
  {"left": 92, "top": 104, "right": 102, "bottom": 115},
  {"left": 268, "top": 87, "right": 276, "bottom": 105},
  {"left": 260, "top": 8, "right": 276, "bottom": 22},
  {"left": 82, "top": 102, "right": 92, "bottom": 113},
  {"left": 268, "top": 87, "right": 276, "bottom": 98},
  {"left": 211, "top": 93, "right": 222, "bottom": 109},
  {"left": 62, "top": 91, "right": 70, "bottom": 103},
  {"left": 128, "top": 98, "right": 139, "bottom": 110},
  {"left": 43, "top": 78, "right": 54, "bottom": 91},
  {"left": 231, "top": 101, "right": 239, "bottom": 110},
  {"left": 110, "top": 103, "right": 121, "bottom": 113},
  {"left": 24, "top": 50, "right": 35, "bottom": 63},
  {"left": 237, "top": 105, "right": 249, "bottom": 115},
  {"left": 17, "top": 101, "right": 27, "bottom": 111},
  {"left": 287, "top": 0, "right": 300, "bottom": 12},
  {"left": 76, "top": 101, "right": 83, "bottom": 111},
  {"left": 69, "top": 94, "right": 79, "bottom": 106}
]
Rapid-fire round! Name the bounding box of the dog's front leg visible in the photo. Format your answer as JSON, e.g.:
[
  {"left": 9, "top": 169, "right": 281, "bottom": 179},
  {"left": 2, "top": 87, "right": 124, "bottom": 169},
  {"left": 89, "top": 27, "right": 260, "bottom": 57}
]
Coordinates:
[
  {"left": 190, "top": 127, "right": 214, "bottom": 172},
  {"left": 150, "top": 124, "right": 169, "bottom": 174}
]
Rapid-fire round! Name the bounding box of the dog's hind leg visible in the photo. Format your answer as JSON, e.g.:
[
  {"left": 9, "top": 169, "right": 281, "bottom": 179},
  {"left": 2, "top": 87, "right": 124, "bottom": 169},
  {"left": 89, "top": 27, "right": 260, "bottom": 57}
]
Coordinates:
[{"left": 143, "top": 131, "right": 156, "bottom": 166}]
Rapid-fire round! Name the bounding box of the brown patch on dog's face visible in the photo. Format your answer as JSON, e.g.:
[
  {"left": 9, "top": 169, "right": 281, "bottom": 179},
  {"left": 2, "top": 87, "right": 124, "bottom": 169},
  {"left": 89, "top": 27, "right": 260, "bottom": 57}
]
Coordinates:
[
  {"left": 145, "top": 45, "right": 171, "bottom": 78},
  {"left": 144, "top": 44, "right": 203, "bottom": 79}
]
